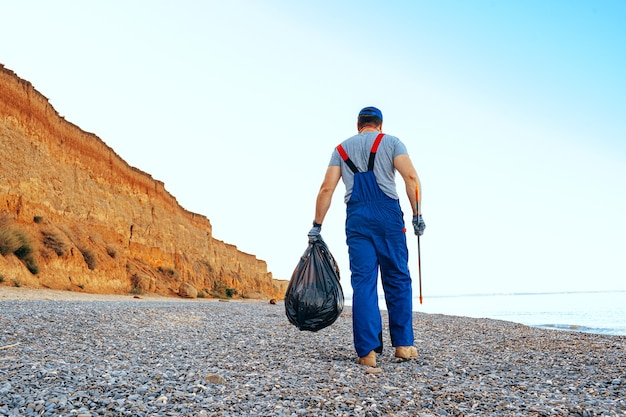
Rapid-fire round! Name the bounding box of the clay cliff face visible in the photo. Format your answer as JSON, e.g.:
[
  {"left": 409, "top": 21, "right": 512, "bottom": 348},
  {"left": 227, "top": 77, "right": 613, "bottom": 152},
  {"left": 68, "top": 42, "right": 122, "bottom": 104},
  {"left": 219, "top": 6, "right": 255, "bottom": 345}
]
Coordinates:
[{"left": 0, "top": 64, "right": 288, "bottom": 299}]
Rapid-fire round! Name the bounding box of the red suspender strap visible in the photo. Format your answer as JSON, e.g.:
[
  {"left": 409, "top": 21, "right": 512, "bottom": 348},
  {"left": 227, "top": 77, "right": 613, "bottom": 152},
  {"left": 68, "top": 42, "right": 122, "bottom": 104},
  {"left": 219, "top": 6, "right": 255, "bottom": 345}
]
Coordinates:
[
  {"left": 367, "top": 133, "right": 385, "bottom": 171},
  {"left": 336, "top": 144, "right": 349, "bottom": 161},
  {"left": 371, "top": 133, "right": 384, "bottom": 153},
  {"left": 336, "top": 144, "right": 360, "bottom": 174}
]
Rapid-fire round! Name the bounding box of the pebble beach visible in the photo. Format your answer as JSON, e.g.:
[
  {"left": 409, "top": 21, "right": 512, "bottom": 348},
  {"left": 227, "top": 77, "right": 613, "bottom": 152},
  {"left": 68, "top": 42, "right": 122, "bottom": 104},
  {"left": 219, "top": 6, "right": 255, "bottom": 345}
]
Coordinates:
[{"left": 0, "top": 288, "right": 624, "bottom": 416}]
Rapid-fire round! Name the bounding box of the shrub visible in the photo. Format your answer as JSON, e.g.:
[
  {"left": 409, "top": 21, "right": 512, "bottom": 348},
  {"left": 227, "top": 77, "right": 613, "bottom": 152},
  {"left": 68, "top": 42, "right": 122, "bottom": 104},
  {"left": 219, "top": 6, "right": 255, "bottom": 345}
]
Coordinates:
[
  {"left": 0, "top": 228, "right": 39, "bottom": 275},
  {"left": 106, "top": 245, "right": 117, "bottom": 258},
  {"left": 130, "top": 274, "right": 148, "bottom": 295},
  {"left": 13, "top": 240, "right": 32, "bottom": 259},
  {"left": 79, "top": 247, "right": 97, "bottom": 270},
  {"left": 0, "top": 229, "right": 31, "bottom": 259},
  {"left": 24, "top": 257, "right": 39, "bottom": 275},
  {"left": 211, "top": 279, "right": 227, "bottom": 298},
  {"left": 33, "top": 216, "right": 44, "bottom": 223},
  {"left": 42, "top": 229, "right": 69, "bottom": 256},
  {"left": 0, "top": 275, "right": 4, "bottom": 283},
  {"left": 0, "top": 228, "right": 21, "bottom": 255},
  {"left": 225, "top": 288, "right": 237, "bottom": 298},
  {"left": 158, "top": 266, "right": 179, "bottom": 279}
]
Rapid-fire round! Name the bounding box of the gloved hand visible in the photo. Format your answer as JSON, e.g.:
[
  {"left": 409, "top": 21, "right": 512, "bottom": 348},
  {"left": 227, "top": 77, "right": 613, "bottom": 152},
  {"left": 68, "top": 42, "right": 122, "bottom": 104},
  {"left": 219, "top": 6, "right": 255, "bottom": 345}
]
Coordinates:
[
  {"left": 308, "top": 222, "right": 321, "bottom": 242},
  {"left": 412, "top": 214, "right": 426, "bottom": 236}
]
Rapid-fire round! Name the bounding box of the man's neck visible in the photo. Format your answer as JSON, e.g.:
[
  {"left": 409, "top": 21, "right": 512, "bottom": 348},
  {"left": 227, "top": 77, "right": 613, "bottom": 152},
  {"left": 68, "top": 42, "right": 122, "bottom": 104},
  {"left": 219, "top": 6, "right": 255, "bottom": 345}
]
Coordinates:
[{"left": 359, "top": 127, "right": 381, "bottom": 134}]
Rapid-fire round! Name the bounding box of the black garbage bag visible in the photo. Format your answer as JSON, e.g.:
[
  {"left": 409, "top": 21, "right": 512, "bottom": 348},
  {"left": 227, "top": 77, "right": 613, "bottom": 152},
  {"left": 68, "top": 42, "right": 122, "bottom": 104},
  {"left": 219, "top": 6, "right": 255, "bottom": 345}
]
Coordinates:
[{"left": 285, "top": 236, "right": 344, "bottom": 332}]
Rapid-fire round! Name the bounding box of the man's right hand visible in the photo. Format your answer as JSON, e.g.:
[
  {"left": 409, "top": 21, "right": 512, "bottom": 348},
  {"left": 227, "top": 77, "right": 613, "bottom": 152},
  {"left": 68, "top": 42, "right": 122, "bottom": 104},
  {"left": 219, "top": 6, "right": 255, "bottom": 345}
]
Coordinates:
[{"left": 412, "top": 214, "right": 426, "bottom": 236}]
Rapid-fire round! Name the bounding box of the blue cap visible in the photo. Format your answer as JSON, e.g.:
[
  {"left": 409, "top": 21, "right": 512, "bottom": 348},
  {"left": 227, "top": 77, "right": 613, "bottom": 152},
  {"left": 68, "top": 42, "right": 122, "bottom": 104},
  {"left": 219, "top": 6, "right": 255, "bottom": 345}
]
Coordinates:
[{"left": 358, "top": 106, "right": 383, "bottom": 121}]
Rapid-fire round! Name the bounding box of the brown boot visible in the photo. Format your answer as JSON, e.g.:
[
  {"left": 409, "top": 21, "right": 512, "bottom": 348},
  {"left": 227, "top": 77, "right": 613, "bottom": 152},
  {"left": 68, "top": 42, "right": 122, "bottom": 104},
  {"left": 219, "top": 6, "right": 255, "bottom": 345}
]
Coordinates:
[
  {"left": 357, "top": 350, "right": 376, "bottom": 367},
  {"left": 394, "top": 346, "right": 418, "bottom": 360}
]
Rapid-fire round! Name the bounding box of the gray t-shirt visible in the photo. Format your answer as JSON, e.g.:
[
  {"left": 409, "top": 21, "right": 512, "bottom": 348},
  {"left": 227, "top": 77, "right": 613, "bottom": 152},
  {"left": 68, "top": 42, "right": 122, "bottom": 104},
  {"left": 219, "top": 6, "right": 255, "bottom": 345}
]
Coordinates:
[{"left": 329, "top": 132, "right": 408, "bottom": 203}]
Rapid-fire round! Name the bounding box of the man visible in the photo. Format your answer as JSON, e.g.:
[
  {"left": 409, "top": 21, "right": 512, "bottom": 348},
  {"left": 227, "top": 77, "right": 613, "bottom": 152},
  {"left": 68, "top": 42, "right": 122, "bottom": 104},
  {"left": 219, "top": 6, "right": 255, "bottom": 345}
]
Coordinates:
[{"left": 308, "top": 106, "right": 426, "bottom": 367}]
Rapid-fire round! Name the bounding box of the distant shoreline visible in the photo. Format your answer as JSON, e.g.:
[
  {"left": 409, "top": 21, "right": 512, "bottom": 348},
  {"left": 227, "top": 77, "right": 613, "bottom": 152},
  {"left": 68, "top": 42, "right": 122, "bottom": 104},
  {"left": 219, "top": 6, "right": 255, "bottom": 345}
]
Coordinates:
[{"left": 419, "top": 289, "right": 626, "bottom": 298}]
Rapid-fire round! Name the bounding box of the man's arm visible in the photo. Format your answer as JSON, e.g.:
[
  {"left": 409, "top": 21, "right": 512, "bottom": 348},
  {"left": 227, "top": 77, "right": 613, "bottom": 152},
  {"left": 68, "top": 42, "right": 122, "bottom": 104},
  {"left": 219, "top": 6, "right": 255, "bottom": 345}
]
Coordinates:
[
  {"left": 394, "top": 154, "right": 421, "bottom": 215},
  {"left": 314, "top": 165, "right": 341, "bottom": 224}
]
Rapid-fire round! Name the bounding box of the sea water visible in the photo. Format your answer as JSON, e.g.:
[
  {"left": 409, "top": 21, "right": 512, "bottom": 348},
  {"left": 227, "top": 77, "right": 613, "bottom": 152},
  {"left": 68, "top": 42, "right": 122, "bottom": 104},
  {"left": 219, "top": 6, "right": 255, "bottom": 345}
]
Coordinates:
[
  {"left": 414, "top": 291, "right": 626, "bottom": 336},
  {"left": 362, "top": 291, "right": 626, "bottom": 336}
]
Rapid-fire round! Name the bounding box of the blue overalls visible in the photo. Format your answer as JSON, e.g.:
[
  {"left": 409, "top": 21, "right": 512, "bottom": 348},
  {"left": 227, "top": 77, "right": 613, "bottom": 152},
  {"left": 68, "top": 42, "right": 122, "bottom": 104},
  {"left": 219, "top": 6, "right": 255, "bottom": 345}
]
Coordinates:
[{"left": 337, "top": 134, "right": 414, "bottom": 357}]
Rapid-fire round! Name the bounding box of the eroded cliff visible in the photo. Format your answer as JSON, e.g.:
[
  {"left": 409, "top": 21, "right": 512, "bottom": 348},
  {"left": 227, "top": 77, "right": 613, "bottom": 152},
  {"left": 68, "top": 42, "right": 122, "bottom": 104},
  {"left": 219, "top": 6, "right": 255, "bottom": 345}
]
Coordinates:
[{"left": 0, "top": 64, "right": 288, "bottom": 299}]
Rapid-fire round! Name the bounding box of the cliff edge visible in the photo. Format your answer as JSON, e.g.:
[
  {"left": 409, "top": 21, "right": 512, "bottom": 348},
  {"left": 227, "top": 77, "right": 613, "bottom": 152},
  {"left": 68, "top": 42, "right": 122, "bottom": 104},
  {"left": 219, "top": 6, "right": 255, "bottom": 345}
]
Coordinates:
[{"left": 0, "top": 64, "right": 288, "bottom": 299}]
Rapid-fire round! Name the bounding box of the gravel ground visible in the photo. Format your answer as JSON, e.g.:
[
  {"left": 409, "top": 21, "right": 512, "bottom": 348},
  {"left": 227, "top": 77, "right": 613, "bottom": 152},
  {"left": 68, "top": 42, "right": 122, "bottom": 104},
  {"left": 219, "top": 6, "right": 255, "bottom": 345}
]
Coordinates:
[{"left": 0, "top": 296, "right": 624, "bottom": 416}]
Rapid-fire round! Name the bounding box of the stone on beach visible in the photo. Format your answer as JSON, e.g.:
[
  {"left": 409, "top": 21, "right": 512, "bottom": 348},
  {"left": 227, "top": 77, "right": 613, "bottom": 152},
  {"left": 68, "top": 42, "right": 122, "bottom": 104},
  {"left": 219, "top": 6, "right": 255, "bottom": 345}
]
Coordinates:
[{"left": 0, "top": 292, "right": 624, "bottom": 416}]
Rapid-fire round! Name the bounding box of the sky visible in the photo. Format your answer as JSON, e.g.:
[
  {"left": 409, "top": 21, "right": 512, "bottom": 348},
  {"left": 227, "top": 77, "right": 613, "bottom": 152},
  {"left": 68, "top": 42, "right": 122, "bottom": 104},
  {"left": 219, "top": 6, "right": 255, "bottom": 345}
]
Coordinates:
[{"left": 1, "top": 0, "right": 625, "bottom": 301}]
